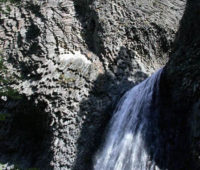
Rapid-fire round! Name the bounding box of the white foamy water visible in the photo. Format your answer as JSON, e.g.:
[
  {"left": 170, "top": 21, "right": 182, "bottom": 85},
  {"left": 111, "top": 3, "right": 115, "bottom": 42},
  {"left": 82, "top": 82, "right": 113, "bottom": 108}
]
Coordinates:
[{"left": 94, "top": 69, "right": 163, "bottom": 170}]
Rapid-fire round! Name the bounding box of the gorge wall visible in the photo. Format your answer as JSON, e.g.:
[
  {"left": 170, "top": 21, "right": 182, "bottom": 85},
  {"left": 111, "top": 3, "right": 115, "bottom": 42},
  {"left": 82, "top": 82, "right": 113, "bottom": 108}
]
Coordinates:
[
  {"left": 163, "top": 0, "right": 200, "bottom": 169},
  {"left": 0, "top": 0, "right": 186, "bottom": 169}
]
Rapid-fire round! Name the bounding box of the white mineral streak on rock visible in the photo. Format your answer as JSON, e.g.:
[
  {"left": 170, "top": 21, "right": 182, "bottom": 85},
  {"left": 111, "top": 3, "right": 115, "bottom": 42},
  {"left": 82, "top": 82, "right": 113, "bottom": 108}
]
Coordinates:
[{"left": 59, "top": 50, "right": 91, "bottom": 65}]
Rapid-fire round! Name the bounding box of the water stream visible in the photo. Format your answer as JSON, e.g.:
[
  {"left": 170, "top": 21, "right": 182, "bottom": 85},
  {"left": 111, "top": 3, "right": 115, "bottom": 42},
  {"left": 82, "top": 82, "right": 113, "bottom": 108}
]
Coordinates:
[{"left": 94, "top": 69, "right": 163, "bottom": 170}]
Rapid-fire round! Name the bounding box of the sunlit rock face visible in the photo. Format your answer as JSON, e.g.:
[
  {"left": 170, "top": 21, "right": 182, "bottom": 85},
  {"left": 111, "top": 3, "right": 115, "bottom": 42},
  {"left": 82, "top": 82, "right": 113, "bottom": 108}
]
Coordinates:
[{"left": 0, "top": 0, "right": 185, "bottom": 169}]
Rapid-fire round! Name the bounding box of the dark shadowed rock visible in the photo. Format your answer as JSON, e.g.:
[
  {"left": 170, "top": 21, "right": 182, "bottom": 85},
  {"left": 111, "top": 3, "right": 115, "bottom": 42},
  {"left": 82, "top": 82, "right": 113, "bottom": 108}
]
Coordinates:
[
  {"left": 0, "top": 0, "right": 186, "bottom": 169},
  {"left": 163, "top": 0, "right": 200, "bottom": 169}
]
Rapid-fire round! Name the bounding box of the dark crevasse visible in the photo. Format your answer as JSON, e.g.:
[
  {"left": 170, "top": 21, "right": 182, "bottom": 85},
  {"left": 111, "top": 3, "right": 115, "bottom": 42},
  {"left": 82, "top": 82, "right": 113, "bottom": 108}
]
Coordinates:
[{"left": 93, "top": 68, "right": 190, "bottom": 170}]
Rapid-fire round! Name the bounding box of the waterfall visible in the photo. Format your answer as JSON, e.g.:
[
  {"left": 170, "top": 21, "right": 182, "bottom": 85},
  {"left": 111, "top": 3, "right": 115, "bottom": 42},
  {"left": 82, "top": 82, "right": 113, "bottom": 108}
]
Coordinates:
[{"left": 94, "top": 69, "right": 163, "bottom": 170}]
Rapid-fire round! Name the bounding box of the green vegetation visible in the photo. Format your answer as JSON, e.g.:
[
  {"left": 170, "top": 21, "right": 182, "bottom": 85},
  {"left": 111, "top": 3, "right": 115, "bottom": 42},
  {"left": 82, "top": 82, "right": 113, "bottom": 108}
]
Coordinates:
[
  {"left": 0, "top": 163, "right": 40, "bottom": 170},
  {"left": 0, "top": 54, "right": 21, "bottom": 100},
  {"left": 0, "top": 0, "right": 20, "bottom": 4},
  {"left": 0, "top": 113, "right": 10, "bottom": 121},
  {"left": 0, "top": 0, "right": 21, "bottom": 13},
  {"left": 0, "top": 163, "right": 4, "bottom": 170},
  {"left": 59, "top": 74, "right": 76, "bottom": 84}
]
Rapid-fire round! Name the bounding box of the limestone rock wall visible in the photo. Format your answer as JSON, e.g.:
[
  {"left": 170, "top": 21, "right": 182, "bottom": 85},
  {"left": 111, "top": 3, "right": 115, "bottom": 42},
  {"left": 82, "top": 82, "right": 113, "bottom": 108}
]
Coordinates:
[{"left": 0, "top": 0, "right": 185, "bottom": 169}]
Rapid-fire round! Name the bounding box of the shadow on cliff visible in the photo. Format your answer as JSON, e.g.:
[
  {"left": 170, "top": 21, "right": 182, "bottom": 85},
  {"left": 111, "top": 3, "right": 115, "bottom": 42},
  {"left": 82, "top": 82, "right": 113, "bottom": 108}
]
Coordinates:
[
  {"left": 140, "top": 70, "right": 192, "bottom": 170},
  {"left": 73, "top": 46, "right": 148, "bottom": 170},
  {"left": 74, "top": 0, "right": 107, "bottom": 69},
  {"left": 0, "top": 97, "right": 54, "bottom": 169},
  {"left": 74, "top": 0, "right": 196, "bottom": 170},
  {"left": 73, "top": 1, "right": 148, "bottom": 169},
  {"left": 143, "top": 1, "right": 196, "bottom": 169}
]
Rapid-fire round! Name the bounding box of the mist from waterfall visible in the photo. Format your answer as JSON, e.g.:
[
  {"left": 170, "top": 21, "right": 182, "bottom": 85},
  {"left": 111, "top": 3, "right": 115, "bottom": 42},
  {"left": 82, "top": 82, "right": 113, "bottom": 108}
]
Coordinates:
[{"left": 93, "top": 69, "right": 163, "bottom": 170}]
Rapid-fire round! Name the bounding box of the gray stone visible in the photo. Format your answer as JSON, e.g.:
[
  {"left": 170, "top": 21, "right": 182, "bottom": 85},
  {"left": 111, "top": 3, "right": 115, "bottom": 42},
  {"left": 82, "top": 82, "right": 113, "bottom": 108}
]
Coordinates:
[{"left": 0, "top": 0, "right": 186, "bottom": 169}]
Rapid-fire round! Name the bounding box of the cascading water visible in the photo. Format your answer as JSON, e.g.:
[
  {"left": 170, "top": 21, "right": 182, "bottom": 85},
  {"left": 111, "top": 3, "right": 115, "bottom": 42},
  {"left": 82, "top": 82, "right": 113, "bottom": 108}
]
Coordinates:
[{"left": 94, "top": 69, "right": 163, "bottom": 170}]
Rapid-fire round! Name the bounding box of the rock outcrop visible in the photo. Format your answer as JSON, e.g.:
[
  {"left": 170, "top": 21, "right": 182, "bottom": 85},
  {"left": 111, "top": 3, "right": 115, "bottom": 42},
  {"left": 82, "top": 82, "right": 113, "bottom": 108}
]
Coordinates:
[
  {"left": 0, "top": 0, "right": 185, "bottom": 169},
  {"left": 162, "top": 0, "right": 200, "bottom": 169}
]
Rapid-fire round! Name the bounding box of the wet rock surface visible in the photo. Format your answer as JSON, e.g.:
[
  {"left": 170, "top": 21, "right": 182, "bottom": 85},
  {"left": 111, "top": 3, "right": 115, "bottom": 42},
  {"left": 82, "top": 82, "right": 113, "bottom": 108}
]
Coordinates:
[{"left": 0, "top": 0, "right": 185, "bottom": 169}]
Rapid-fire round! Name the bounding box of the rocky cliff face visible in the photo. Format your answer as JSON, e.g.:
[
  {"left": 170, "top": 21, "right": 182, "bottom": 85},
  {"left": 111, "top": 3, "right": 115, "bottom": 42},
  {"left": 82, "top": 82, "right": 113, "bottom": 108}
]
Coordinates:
[
  {"left": 163, "top": 0, "right": 200, "bottom": 169},
  {"left": 0, "top": 0, "right": 185, "bottom": 169}
]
